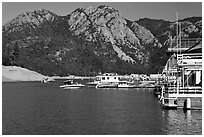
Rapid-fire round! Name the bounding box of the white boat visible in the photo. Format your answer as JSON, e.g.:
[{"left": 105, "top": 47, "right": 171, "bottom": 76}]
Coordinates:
[
  {"left": 88, "top": 73, "right": 121, "bottom": 86},
  {"left": 93, "top": 73, "right": 120, "bottom": 88},
  {"left": 96, "top": 82, "right": 118, "bottom": 88},
  {"left": 93, "top": 73, "right": 138, "bottom": 88},
  {"left": 117, "top": 81, "right": 137, "bottom": 88},
  {"left": 87, "top": 80, "right": 101, "bottom": 86},
  {"left": 96, "top": 73, "right": 121, "bottom": 83},
  {"left": 60, "top": 80, "right": 85, "bottom": 89}
]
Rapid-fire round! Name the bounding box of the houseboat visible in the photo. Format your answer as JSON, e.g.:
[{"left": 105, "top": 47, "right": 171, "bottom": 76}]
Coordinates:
[
  {"left": 158, "top": 39, "right": 202, "bottom": 110},
  {"left": 93, "top": 73, "right": 121, "bottom": 88}
]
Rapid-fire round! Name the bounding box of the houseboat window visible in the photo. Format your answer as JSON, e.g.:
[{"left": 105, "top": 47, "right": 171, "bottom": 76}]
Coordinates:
[
  {"left": 107, "top": 77, "right": 109, "bottom": 80},
  {"left": 174, "top": 100, "right": 177, "bottom": 105},
  {"left": 164, "top": 99, "right": 169, "bottom": 104},
  {"left": 102, "top": 77, "right": 105, "bottom": 80}
]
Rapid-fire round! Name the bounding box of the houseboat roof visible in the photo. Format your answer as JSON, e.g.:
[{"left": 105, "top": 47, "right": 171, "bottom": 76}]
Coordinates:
[
  {"left": 186, "top": 42, "right": 202, "bottom": 53},
  {"left": 167, "top": 38, "right": 202, "bottom": 54}
]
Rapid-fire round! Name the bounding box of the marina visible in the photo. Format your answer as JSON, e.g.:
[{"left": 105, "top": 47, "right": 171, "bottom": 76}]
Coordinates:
[
  {"left": 2, "top": 2, "right": 202, "bottom": 135},
  {"left": 60, "top": 73, "right": 155, "bottom": 89}
]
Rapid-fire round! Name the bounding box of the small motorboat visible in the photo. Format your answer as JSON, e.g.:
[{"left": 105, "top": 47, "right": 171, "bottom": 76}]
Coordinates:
[
  {"left": 60, "top": 80, "right": 85, "bottom": 89},
  {"left": 117, "top": 81, "right": 137, "bottom": 88}
]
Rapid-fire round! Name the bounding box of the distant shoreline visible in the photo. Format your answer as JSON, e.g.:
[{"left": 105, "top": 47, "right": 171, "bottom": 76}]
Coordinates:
[
  {"left": 2, "top": 76, "right": 94, "bottom": 83},
  {"left": 51, "top": 76, "right": 94, "bottom": 80}
]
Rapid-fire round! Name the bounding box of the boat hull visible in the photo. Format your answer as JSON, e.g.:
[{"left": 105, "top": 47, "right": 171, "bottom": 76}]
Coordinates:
[
  {"left": 87, "top": 82, "right": 98, "bottom": 87},
  {"left": 96, "top": 83, "right": 118, "bottom": 88},
  {"left": 117, "top": 84, "right": 136, "bottom": 88},
  {"left": 60, "top": 84, "right": 85, "bottom": 89},
  {"left": 63, "top": 86, "right": 83, "bottom": 89}
]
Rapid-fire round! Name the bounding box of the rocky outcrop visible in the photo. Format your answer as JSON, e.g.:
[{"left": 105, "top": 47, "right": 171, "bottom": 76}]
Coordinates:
[
  {"left": 3, "top": 9, "right": 57, "bottom": 31},
  {"left": 68, "top": 5, "right": 153, "bottom": 64},
  {"left": 129, "top": 21, "right": 162, "bottom": 48}
]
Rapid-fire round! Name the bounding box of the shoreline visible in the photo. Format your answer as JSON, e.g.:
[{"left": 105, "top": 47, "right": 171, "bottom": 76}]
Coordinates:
[
  {"left": 2, "top": 79, "right": 44, "bottom": 83},
  {"left": 2, "top": 76, "right": 94, "bottom": 83}
]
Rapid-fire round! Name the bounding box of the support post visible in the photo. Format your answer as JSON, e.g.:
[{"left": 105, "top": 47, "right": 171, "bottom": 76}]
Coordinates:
[{"left": 184, "top": 98, "right": 191, "bottom": 110}]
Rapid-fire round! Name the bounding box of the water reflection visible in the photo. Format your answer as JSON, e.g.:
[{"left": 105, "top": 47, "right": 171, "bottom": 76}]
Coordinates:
[
  {"left": 184, "top": 110, "right": 192, "bottom": 123},
  {"left": 162, "top": 109, "right": 202, "bottom": 135}
]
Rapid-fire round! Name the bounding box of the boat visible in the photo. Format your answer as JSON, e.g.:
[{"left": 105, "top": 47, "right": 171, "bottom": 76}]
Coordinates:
[
  {"left": 87, "top": 73, "right": 120, "bottom": 88},
  {"left": 87, "top": 80, "right": 101, "bottom": 87},
  {"left": 93, "top": 73, "right": 138, "bottom": 88},
  {"left": 94, "top": 73, "right": 121, "bottom": 88},
  {"left": 156, "top": 18, "right": 202, "bottom": 110},
  {"left": 96, "top": 82, "right": 118, "bottom": 88},
  {"left": 117, "top": 81, "right": 137, "bottom": 88},
  {"left": 60, "top": 80, "right": 85, "bottom": 89}
]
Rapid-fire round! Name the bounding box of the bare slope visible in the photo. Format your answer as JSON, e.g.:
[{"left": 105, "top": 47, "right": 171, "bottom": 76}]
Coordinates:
[{"left": 2, "top": 66, "right": 46, "bottom": 82}]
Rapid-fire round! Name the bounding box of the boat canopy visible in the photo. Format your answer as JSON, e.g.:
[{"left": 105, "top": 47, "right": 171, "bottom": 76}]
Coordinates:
[{"left": 64, "top": 80, "right": 74, "bottom": 85}]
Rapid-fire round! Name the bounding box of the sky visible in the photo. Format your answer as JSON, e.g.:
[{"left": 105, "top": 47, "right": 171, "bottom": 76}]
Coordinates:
[{"left": 2, "top": 1, "right": 202, "bottom": 24}]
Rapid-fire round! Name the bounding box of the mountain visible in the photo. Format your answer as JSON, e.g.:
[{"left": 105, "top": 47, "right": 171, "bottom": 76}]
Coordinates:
[
  {"left": 136, "top": 17, "right": 202, "bottom": 45},
  {"left": 2, "top": 6, "right": 202, "bottom": 76},
  {"left": 136, "top": 17, "right": 202, "bottom": 72},
  {"left": 136, "top": 18, "right": 171, "bottom": 37}
]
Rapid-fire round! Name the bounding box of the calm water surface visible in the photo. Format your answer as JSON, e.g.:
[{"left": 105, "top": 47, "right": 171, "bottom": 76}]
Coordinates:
[{"left": 2, "top": 80, "right": 202, "bottom": 135}]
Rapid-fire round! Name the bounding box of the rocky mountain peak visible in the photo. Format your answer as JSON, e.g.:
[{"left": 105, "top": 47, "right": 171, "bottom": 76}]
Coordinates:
[
  {"left": 72, "top": 5, "right": 119, "bottom": 15},
  {"left": 69, "top": 4, "right": 124, "bottom": 31},
  {"left": 3, "top": 9, "right": 57, "bottom": 32},
  {"left": 33, "top": 9, "right": 54, "bottom": 15},
  {"left": 68, "top": 5, "right": 153, "bottom": 64}
]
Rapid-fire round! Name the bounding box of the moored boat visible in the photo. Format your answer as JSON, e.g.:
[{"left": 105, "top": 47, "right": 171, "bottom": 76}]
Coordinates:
[
  {"left": 60, "top": 80, "right": 85, "bottom": 89},
  {"left": 117, "top": 81, "right": 136, "bottom": 88},
  {"left": 157, "top": 37, "right": 202, "bottom": 110},
  {"left": 93, "top": 73, "right": 138, "bottom": 88},
  {"left": 89, "top": 73, "right": 121, "bottom": 88},
  {"left": 87, "top": 80, "right": 101, "bottom": 87},
  {"left": 96, "top": 82, "right": 118, "bottom": 88}
]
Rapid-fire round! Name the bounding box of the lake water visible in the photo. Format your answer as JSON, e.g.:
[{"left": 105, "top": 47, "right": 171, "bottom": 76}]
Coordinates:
[{"left": 2, "top": 80, "right": 202, "bottom": 135}]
